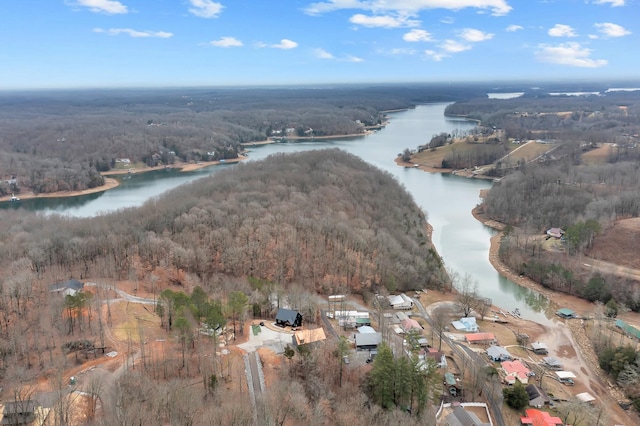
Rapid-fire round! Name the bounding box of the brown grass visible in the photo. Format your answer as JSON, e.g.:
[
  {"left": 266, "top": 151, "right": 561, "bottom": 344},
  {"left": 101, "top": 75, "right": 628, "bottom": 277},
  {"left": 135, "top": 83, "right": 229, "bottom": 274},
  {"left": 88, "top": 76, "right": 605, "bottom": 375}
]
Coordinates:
[{"left": 586, "top": 217, "right": 640, "bottom": 269}]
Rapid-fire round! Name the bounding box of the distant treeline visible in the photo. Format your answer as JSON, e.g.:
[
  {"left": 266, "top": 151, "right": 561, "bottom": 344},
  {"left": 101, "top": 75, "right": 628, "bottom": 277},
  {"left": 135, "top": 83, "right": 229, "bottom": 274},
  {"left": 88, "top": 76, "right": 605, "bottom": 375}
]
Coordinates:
[
  {"left": 0, "top": 84, "right": 489, "bottom": 195},
  {"left": 445, "top": 91, "right": 640, "bottom": 143}
]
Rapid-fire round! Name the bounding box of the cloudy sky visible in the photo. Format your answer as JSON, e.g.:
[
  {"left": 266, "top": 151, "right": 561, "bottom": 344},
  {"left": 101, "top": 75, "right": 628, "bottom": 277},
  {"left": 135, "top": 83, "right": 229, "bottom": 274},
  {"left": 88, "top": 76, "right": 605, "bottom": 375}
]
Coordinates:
[{"left": 1, "top": 0, "right": 637, "bottom": 89}]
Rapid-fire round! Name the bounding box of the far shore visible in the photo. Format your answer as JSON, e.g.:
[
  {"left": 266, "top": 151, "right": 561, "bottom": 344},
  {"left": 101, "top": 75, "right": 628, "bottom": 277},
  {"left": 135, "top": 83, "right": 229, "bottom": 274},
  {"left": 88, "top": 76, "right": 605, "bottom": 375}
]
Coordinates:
[{"left": 0, "top": 156, "right": 246, "bottom": 203}]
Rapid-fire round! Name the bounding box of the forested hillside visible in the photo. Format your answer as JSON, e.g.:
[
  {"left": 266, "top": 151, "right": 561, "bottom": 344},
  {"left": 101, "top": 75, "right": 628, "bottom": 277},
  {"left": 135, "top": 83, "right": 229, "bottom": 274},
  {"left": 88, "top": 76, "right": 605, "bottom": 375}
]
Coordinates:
[{"left": 0, "top": 149, "right": 444, "bottom": 303}]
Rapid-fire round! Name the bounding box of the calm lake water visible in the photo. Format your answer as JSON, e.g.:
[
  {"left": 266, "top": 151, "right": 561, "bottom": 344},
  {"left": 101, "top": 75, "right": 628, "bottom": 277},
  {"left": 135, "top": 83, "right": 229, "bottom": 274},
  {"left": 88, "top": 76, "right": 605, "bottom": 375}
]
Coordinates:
[{"left": 2, "top": 103, "right": 552, "bottom": 323}]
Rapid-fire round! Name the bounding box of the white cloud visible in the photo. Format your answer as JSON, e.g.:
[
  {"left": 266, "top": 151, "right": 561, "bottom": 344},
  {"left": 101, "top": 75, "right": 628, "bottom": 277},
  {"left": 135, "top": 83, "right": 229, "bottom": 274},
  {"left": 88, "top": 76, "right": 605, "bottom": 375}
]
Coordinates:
[
  {"left": 314, "top": 48, "right": 335, "bottom": 59},
  {"left": 74, "top": 0, "right": 128, "bottom": 14},
  {"left": 389, "top": 47, "right": 417, "bottom": 55},
  {"left": 441, "top": 39, "right": 471, "bottom": 53},
  {"left": 506, "top": 24, "right": 523, "bottom": 32},
  {"left": 93, "top": 28, "right": 173, "bottom": 38},
  {"left": 304, "top": 0, "right": 512, "bottom": 16},
  {"left": 259, "top": 39, "right": 298, "bottom": 49},
  {"left": 548, "top": 24, "right": 577, "bottom": 37},
  {"left": 349, "top": 14, "right": 419, "bottom": 28},
  {"left": 593, "top": 0, "right": 625, "bottom": 6},
  {"left": 209, "top": 37, "right": 243, "bottom": 47},
  {"left": 425, "top": 50, "right": 446, "bottom": 61},
  {"left": 594, "top": 22, "right": 631, "bottom": 37},
  {"left": 441, "top": 16, "right": 455, "bottom": 24},
  {"left": 188, "top": 0, "right": 223, "bottom": 18},
  {"left": 536, "top": 42, "right": 607, "bottom": 68},
  {"left": 345, "top": 55, "right": 364, "bottom": 62},
  {"left": 459, "top": 28, "right": 494, "bottom": 42},
  {"left": 403, "top": 29, "right": 433, "bottom": 42}
]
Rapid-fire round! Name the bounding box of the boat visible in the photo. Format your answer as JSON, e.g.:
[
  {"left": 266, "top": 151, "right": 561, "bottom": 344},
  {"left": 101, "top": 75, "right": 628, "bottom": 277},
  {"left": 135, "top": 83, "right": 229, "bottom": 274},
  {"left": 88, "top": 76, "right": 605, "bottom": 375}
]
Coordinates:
[{"left": 10, "top": 193, "right": 20, "bottom": 202}]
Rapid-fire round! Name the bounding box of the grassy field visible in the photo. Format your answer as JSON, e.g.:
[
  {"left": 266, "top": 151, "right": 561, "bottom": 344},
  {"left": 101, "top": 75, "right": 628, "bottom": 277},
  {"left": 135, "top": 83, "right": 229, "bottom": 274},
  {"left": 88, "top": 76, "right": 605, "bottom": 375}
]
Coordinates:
[
  {"left": 411, "top": 139, "right": 554, "bottom": 170},
  {"left": 581, "top": 143, "right": 612, "bottom": 165}
]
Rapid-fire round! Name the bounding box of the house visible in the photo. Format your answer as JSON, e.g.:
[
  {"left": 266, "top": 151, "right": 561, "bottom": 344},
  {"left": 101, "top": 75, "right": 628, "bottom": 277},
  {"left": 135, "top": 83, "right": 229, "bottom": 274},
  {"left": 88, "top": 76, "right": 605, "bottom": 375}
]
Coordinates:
[
  {"left": 555, "top": 371, "right": 576, "bottom": 385},
  {"left": 520, "top": 409, "right": 563, "bottom": 426},
  {"left": 525, "top": 384, "right": 550, "bottom": 408},
  {"left": 444, "top": 372, "right": 461, "bottom": 396},
  {"left": 394, "top": 311, "right": 409, "bottom": 322},
  {"left": 355, "top": 317, "right": 371, "bottom": 327},
  {"left": 542, "top": 357, "right": 563, "bottom": 370},
  {"left": 275, "top": 308, "right": 302, "bottom": 328},
  {"left": 423, "top": 348, "right": 446, "bottom": 368},
  {"left": 355, "top": 331, "right": 382, "bottom": 350},
  {"left": 501, "top": 360, "right": 531, "bottom": 385},
  {"left": 546, "top": 228, "right": 564, "bottom": 239},
  {"left": 486, "top": 345, "right": 512, "bottom": 362},
  {"left": 464, "top": 333, "right": 496, "bottom": 345},
  {"left": 556, "top": 308, "right": 576, "bottom": 319},
  {"left": 387, "top": 294, "right": 413, "bottom": 310},
  {"left": 293, "top": 328, "right": 326, "bottom": 346},
  {"left": 49, "top": 279, "right": 84, "bottom": 297},
  {"left": 1, "top": 400, "right": 40, "bottom": 425},
  {"left": 531, "top": 342, "right": 549, "bottom": 355},
  {"left": 445, "top": 406, "right": 491, "bottom": 426},
  {"left": 401, "top": 318, "right": 422, "bottom": 333},
  {"left": 451, "top": 317, "right": 479, "bottom": 332}
]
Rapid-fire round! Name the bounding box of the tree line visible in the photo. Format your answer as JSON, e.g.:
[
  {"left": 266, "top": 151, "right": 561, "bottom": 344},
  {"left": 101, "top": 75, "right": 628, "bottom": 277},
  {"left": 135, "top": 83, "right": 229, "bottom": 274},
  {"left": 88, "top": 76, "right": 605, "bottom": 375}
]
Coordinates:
[{"left": 0, "top": 84, "right": 491, "bottom": 195}]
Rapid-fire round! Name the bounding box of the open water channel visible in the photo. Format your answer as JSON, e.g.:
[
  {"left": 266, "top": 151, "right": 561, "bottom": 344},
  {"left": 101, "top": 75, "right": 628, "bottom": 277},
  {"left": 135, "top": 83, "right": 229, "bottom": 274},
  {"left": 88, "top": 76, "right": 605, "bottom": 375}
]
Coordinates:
[{"left": 3, "top": 103, "right": 552, "bottom": 324}]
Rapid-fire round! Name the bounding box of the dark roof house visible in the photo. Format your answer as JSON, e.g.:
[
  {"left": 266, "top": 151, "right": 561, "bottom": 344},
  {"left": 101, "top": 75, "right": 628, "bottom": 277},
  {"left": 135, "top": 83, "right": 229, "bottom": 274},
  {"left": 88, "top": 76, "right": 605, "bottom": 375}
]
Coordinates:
[
  {"left": 49, "top": 279, "right": 84, "bottom": 296},
  {"left": 445, "top": 406, "right": 490, "bottom": 426},
  {"left": 525, "top": 384, "right": 550, "bottom": 408},
  {"left": 275, "top": 308, "right": 302, "bottom": 328},
  {"left": 1, "top": 400, "right": 40, "bottom": 425}
]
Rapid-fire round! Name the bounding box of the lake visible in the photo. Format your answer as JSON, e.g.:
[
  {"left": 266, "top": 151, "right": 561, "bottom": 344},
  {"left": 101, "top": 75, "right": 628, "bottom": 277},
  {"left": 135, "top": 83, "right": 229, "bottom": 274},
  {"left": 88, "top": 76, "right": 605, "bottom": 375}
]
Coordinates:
[{"left": 2, "top": 103, "right": 552, "bottom": 323}]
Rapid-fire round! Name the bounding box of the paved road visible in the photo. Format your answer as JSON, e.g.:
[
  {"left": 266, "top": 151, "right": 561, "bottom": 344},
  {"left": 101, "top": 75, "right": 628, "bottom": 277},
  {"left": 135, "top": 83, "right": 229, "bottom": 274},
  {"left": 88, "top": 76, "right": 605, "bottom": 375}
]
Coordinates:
[
  {"left": 85, "top": 282, "right": 157, "bottom": 305},
  {"left": 411, "top": 297, "right": 506, "bottom": 426}
]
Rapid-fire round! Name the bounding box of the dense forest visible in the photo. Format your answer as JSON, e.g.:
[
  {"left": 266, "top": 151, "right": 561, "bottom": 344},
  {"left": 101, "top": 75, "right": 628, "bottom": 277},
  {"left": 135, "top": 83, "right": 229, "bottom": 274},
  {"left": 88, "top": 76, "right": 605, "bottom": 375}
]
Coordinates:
[{"left": 0, "top": 84, "right": 492, "bottom": 196}]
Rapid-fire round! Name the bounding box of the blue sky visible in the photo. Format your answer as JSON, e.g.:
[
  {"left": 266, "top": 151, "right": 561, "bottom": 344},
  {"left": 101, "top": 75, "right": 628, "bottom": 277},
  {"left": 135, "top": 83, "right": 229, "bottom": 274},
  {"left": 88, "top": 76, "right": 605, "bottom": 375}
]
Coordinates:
[{"left": 1, "top": 0, "right": 638, "bottom": 89}]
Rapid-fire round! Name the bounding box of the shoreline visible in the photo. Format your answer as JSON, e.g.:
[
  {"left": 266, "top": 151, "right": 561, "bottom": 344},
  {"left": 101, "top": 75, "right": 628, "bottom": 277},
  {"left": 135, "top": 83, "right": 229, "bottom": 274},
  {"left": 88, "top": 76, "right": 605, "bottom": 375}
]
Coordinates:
[{"left": 0, "top": 156, "right": 246, "bottom": 203}]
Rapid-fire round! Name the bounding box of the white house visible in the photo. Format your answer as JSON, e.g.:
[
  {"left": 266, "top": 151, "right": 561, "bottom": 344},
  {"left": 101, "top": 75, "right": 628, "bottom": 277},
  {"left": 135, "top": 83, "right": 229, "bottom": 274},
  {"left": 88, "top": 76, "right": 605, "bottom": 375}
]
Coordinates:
[{"left": 387, "top": 294, "right": 413, "bottom": 310}]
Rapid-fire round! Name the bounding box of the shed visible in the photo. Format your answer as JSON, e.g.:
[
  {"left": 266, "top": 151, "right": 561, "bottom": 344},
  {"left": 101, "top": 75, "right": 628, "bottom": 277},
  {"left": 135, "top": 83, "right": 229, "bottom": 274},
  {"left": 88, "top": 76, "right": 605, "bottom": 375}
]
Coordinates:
[
  {"left": 555, "top": 371, "right": 576, "bottom": 380},
  {"left": 355, "top": 332, "right": 382, "bottom": 350},
  {"left": 444, "top": 372, "right": 460, "bottom": 396},
  {"left": 525, "top": 384, "right": 550, "bottom": 408},
  {"left": 576, "top": 392, "right": 595, "bottom": 403},
  {"left": 542, "top": 356, "right": 562, "bottom": 370},
  {"left": 275, "top": 308, "right": 302, "bottom": 328},
  {"left": 531, "top": 342, "right": 549, "bottom": 355},
  {"left": 357, "top": 325, "right": 376, "bottom": 334},
  {"left": 486, "top": 345, "right": 512, "bottom": 362},
  {"left": 546, "top": 228, "right": 564, "bottom": 239},
  {"left": 556, "top": 308, "right": 576, "bottom": 319}
]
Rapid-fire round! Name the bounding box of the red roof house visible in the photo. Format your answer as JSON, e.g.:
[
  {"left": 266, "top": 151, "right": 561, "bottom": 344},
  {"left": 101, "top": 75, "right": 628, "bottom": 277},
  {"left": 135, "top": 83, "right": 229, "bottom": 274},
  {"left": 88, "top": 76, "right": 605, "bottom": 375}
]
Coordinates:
[
  {"left": 520, "top": 409, "right": 563, "bottom": 426},
  {"left": 464, "top": 332, "right": 496, "bottom": 345},
  {"left": 502, "top": 360, "right": 531, "bottom": 385}
]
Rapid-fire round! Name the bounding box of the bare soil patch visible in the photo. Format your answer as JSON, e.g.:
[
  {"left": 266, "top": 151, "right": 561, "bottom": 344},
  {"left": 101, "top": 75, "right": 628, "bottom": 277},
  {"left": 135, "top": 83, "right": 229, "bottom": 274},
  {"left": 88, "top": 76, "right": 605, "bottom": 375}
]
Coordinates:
[{"left": 586, "top": 217, "right": 640, "bottom": 269}]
